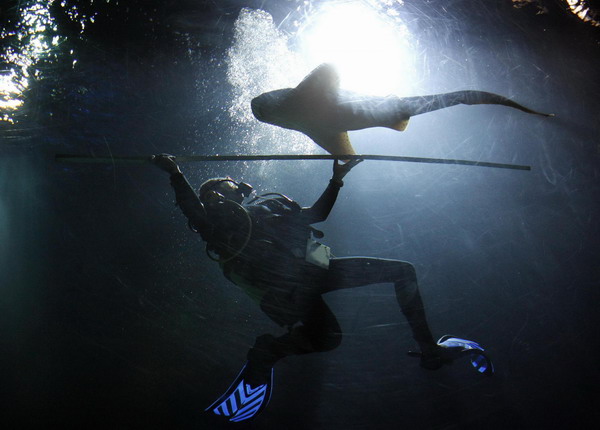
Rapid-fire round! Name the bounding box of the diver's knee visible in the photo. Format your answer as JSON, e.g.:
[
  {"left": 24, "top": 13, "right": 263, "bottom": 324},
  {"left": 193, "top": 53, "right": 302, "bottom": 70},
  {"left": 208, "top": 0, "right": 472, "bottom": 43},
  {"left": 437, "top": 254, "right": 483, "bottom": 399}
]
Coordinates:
[
  {"left": 394, "top": 263, "right": 419, "bottom": 302},
  {"left": 401, "top": 262, "right": 417, "bottom": 281},
  {"left": 390, "top": 261, "right": 417, "bottom": 285}
]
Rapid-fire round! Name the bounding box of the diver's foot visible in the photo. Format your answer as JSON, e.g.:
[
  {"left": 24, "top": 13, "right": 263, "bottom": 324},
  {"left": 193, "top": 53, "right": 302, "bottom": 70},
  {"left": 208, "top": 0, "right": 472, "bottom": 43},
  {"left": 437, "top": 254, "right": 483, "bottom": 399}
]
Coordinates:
[
  {"left": 418, "top": 353, "right": 444, "bottom": 370},
  {"left": 408, "top": 335, "right": 494, "bottom": 375},
  {"left": 408, "top": 345, "right": 459, "bottom": 370},
  {"left": 246, "top": 334, "right": 282, "bottom": 385},
  {"left": 244, "top": 360, "right": 274, "bottom": 388}
]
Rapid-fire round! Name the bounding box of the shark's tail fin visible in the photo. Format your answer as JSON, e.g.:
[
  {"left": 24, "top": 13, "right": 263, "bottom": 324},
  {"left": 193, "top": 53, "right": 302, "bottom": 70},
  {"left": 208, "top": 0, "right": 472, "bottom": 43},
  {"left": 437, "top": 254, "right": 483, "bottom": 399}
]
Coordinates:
[{"left": 401, "top": 90, "right": 553, "bottom": 117}]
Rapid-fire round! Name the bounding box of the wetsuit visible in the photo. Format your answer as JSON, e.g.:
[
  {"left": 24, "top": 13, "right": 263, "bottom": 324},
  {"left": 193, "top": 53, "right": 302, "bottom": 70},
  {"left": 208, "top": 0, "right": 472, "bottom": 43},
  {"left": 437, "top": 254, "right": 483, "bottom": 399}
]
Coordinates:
[{"left": 168, "top": 171, "right": 437, "bottom": 382}]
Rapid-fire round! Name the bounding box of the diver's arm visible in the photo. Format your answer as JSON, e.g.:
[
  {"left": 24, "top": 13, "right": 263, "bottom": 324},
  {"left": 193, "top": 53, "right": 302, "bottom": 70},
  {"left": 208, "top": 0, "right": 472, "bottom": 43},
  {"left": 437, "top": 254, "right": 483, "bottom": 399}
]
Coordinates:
[
  {"left": 153, "top": 154, "right": 211, "bottom": 235},
  {"left": 301, "top": 178, "right": 342, "bottom": 223},
  {"left": 169, "top": 172, "right": 211, "bottom": 229},
  {"left": 302, "top": 159, "right": 362, "bottom": 223}
]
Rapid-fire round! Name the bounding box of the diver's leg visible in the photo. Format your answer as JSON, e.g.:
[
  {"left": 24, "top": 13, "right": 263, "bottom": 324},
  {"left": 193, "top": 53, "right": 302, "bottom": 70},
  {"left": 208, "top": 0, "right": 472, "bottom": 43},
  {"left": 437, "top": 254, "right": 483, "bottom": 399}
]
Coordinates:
[
  {"left": 245, "top": 295, "right": 342, "bottom": 385},
  {"left": 325, "top": 257, "right": 437, "bottom": 355}
]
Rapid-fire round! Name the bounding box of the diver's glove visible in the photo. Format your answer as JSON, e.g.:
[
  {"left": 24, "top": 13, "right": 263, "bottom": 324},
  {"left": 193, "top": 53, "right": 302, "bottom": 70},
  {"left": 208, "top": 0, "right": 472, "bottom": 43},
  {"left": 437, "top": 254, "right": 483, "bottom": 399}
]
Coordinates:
[
  {"left": 331, "top": 158, "right": 363, "bottom": 186},
  {"left": 151, "top": 153, "right": 181, "bottom": 175},
  {"left": 408, "top": 335, "right": 494, "bottom": 376}
]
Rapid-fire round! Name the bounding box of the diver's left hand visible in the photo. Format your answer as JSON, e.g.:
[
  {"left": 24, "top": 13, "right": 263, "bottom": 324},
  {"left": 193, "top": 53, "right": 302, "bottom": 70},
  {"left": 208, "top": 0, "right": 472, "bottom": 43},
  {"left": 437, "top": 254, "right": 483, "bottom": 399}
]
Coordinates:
[
  {"left": 332, "top": 159, "right": 363, "bottom": 181},
  {"left": 152, "top": 153, "right": 181, "bottom": 175}
]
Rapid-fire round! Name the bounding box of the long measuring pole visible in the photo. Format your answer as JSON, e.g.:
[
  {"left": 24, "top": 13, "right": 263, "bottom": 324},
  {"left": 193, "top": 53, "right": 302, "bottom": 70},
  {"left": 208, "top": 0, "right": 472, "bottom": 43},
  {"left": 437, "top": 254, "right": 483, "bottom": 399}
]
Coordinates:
[{"left": 55, "top": 153, "right": 531, "bottom": 171}]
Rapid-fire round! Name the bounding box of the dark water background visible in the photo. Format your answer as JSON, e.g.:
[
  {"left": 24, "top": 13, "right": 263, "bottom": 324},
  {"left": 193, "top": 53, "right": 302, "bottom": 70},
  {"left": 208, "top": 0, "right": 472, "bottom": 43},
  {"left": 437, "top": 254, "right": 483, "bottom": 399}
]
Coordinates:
[{"left": 1, "top": 0, "right": 599, "bottom": 428}]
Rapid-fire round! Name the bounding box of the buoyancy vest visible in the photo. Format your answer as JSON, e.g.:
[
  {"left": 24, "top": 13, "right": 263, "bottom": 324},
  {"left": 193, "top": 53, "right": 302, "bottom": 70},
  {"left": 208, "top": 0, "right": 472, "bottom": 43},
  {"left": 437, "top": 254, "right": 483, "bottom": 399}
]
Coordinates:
[{"left": 216, "top": 193, "right": 323, "bottom": 303}]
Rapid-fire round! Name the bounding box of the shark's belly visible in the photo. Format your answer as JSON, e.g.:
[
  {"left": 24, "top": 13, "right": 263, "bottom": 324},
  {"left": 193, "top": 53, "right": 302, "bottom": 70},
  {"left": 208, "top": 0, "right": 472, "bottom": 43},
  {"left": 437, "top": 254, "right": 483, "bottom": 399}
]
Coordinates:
[{"left": 335, "top": 93, "right": 403, "bottom": 130}]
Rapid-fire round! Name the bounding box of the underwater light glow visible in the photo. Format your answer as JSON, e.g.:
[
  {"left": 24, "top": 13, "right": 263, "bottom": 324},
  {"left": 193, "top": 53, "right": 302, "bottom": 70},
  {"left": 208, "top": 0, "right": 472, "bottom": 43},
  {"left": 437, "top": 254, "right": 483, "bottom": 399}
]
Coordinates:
[
  {"left": 0, "top": 71, "right": 26, "bottom": 111},
  {"left": 298, "top": 1, "right": 415, "bottom": 95},
  {"left": 566, "top": 0, "right": 600, "bottom": 27},
  {"left": 0, "top": 0, "right": 62, "bottom": 123}
]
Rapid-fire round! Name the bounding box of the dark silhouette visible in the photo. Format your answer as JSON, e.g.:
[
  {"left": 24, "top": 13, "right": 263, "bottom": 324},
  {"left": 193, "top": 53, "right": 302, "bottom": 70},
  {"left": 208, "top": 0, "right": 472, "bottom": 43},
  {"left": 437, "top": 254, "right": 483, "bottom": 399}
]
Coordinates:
[{"left": 153, "top": 154, "right": 492, "bottom": 422}]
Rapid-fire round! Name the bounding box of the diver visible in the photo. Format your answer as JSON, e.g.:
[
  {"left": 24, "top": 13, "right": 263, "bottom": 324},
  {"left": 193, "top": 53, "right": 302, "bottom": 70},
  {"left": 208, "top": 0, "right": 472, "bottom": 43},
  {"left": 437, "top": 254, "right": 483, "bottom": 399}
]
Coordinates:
[{"left": 152, "top": 154, "right": 493, "bottom": 422}]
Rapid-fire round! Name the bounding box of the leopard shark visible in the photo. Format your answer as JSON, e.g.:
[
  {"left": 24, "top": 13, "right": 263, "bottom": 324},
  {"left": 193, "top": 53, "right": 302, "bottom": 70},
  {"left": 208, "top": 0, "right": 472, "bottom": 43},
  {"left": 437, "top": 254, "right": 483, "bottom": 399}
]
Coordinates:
[{"left": 251, "top": 63, "right": 553, "bottom": 155}]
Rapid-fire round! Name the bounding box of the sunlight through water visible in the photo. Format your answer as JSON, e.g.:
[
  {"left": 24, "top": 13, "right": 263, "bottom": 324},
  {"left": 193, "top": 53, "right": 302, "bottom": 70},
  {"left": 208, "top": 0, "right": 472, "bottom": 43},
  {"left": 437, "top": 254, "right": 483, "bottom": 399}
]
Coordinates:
[
  {"left": 225, "top": 1, "right": 416, "bottom": 156},
  {"left": 566, "top": 0, "right": 600, "bottom": 27},
  {"left": 1, "top": 1, "right": 62, "bottom": 124},
  {"left": 297, "top": 0, "right": 416, "bottom": 95}
]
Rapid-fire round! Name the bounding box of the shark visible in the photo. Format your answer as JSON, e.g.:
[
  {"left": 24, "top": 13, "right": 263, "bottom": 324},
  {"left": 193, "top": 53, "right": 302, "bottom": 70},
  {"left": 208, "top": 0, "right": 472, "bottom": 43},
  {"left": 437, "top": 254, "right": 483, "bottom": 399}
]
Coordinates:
[{"left": 251, "top": 63, "right": 553, "bottom": 156}]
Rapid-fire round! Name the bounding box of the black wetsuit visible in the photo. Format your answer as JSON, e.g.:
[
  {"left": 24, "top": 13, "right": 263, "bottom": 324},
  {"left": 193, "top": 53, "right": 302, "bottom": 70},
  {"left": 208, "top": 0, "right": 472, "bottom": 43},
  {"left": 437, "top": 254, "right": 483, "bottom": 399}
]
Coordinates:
[{"left": 168, "top": 172, "right": 436, "bottom": 381}]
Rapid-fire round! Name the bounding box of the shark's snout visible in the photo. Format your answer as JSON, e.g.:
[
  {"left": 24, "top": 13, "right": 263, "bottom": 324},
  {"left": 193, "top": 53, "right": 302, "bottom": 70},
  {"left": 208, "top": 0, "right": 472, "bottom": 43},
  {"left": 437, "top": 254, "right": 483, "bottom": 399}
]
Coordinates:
[
  {"left": 251, "top": 89, "right": 292, "bottom": 125},
  {"left": 250, "top": 96, "right": 264, "bottom": 121}
]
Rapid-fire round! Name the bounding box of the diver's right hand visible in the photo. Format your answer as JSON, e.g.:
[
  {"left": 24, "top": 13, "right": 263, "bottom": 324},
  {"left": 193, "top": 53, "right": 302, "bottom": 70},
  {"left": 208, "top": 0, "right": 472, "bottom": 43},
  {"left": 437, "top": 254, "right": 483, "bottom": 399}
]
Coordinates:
[
  {"left": 152, "top": 154, "right": 181, "bottom": 175},
  {"left": 332, "top": 158, "right": 362, "bottom": 181}
]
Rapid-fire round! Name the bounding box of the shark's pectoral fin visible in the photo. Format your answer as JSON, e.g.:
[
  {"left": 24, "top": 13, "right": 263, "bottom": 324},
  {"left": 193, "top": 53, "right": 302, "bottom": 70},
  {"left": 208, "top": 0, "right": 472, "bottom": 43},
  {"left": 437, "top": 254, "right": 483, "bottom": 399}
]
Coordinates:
[
  {"left": 387, "top": 118, "right": 410, "bottom": 132},
  {"left": 309, "top": 131, "right": 356, "bottom": 157},
  {"left": 330, "top": 132, "right": 356, "bottom": 156},
  {"left": 295, "top": 63, "right": 340, "bottom": 94}
]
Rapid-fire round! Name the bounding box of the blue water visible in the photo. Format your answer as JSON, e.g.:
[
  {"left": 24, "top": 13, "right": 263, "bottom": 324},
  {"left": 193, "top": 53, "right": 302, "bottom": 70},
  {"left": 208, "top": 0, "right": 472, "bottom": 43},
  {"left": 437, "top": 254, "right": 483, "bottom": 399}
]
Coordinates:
[{"left": 1, "top": 1, "right": 599, "bottom": 428}]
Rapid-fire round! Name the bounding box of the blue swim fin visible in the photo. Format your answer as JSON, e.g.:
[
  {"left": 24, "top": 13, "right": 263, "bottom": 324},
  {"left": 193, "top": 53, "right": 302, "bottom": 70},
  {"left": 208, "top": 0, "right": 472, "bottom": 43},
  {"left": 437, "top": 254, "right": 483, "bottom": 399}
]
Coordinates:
[
  {"left": 437, "top": 335, "right": 494, "bottom": 376},
  {"left": 205, "top": 362, "right": 273, "bottom": 422}
]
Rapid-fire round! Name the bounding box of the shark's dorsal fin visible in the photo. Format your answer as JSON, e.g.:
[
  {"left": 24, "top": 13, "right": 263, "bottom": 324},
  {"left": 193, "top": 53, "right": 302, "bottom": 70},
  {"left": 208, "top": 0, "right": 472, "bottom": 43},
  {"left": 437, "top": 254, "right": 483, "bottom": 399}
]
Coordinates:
[{"left": 295, "top": 63, "right": 340, "bottom": 94}]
